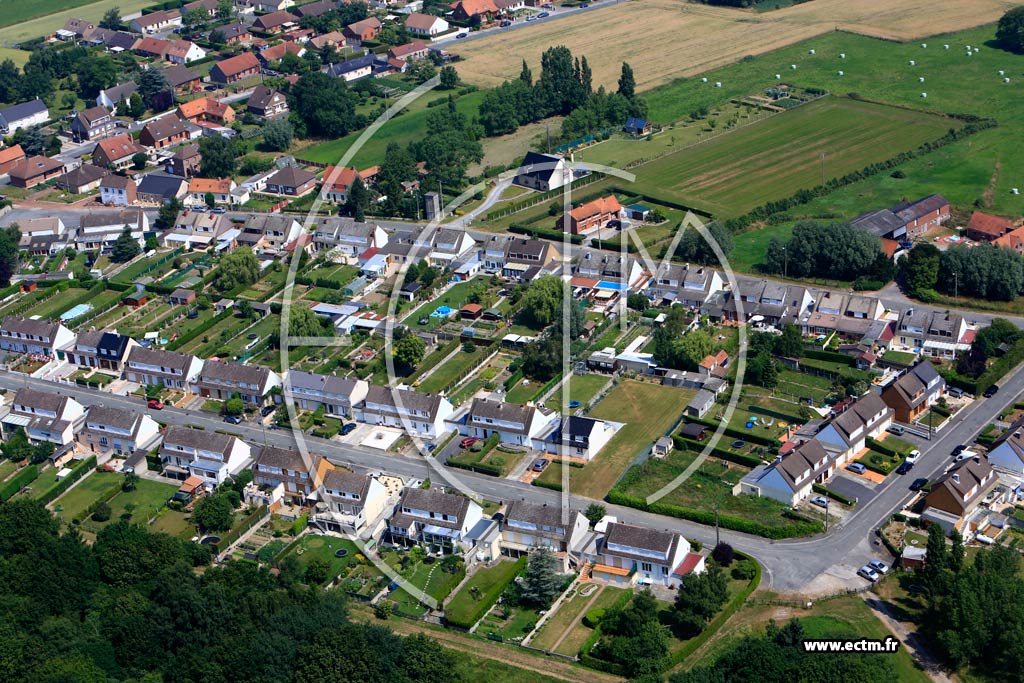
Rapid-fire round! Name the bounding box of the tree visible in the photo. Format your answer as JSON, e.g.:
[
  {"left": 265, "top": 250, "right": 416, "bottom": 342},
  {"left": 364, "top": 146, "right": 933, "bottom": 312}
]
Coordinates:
[
  {"left": 237, "top": 299, "right": 254, "bottom": 319},
  {"left": 211, "top": 247, "right": 261, "bottom": 292},
  {"left": 17, "top": 125, "right": 47, "bottom": 156},
  {"left": 192, "top": 494, "right": 234, "bottom": 531},
  {"left": 747, "top": 350, "right": 778, "bottom": 389},
  {"left": 923, "top": 521, "right": 949, "bottom": 598},
  {"left": 111, "top": 226, "right": 141, "bottom": 263},
  {"left": 0, "top": 225, "right": 21, "bottom": 286},
  {"left": 439, "top": 65, "right": 459, "bottom": 89},
  {"left": 519, "top": 547, "right": 562, "bottom": 608},
  {"left": 91, "top": 501, "right": 112, "bottom": 522},
  {"left": 343, "top": 177, "right": 368, "bottom": 221},
  {"left": 199, "top": 135, "right": 237, "bottom": 178},
  {"left": 393, "top": 334, "right": 425, "bottom": 373},
  {"left": 775, "top": 324, "right": 804, "bottom": 358},
  {"left": 617, "top": 61, "right": 636, "bottom": 100},
  {"left": 290, "top": 71, "right": 362, "bottom": 138},
  {"left": 75, "top": 55, "right": 117, "bottom": 98},
  {"left": 675, "top": 221, "right": 733, "bottom": 266},
  {"left": 997, "top": 6, "right": 1024, "bottom": 53},
  {"left": 711, "top": 542, "right": 734, "bottom": 567},
  {"left": 261, "top": 117, "right": 293, "bottom": 151},
  {"left": 600, "top": 589, "right": 670, "bottom": 677},
  {"left": 763, "top": 220, "right": 885, "bottom": 281},
  {"left": 627, "top": 293, "right": 648, "bottom": 311},
  {"left": 949, "top": 529, "right": 965, "bottom": 574},
  {"left": 0, "top": 58, "right": 21, "bottom": 103},
  {"left": 204, "top": 191, "right": 216, "bottom": 210},
  {"left": 127, "top": 91, "right": 145, "bottom": 119},
  {"left": 100, "top": 6, "right": 122, "bottom": 29},
  {"left": 305, "top": 557, "right": 331, "bottom": 585},
  {"left": 138, "top": 67, "right": 169, "bottom": 109},
  {"left": 122, "top": 472, "right": 139, "bottom": 492},
  {"left": 182, "top": 7, "right": 209, "bottom": 32},
  {"left": 288, "top": 304, "right": 332, "bottom": 338},
  {"left": 224, "top": 397, "right": 245, "bottom": 415},
  {"left": 217, "top": 0, "right": 234, "bottom": 19},
  {"left": 584, "top": 503, "right": 605, "bottom": 527},
  {"left": 675, "top": 562, "right": 728, "bottom": 626},
  {"left": 410, "top": 96, "right": 483, "bottom": 190},
  {"left": 131, "top": 152, "right": 147, "bottom": 170},
  {"left": 155, "top": 197, "right": 183, "bottom": 230}
]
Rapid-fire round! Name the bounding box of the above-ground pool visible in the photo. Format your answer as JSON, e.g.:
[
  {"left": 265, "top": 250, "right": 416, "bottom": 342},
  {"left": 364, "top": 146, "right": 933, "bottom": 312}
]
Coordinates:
[
  {"left": 595, "top": 280, "right": 628, "bottom": 291},
  {"left": 431, "top": 305, "right": 454, "bottom": 318},
  {"left": 61, "top": 303, "right": 93, "bottom": 322},
  {"left": 200, "top": 536, "right": 221, "bottom": 545}
]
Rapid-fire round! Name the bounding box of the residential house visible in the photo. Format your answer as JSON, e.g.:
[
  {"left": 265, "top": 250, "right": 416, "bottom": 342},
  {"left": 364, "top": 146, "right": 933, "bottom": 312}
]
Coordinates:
[
  {"left": 685, "top": 390, "right": 716, "bottom": 419},
  {"left": 0, "top": 316, "right": 76, "bottom": 356},
  {"left": 404, "top": 12, "right": 449, "bottom": 37},
  {"left": 994, "top": 225, "right": 1024, "bottom": 255},
  {"left": 136, "top": 173, "right": 188, "bottom": 204},
  {"left": 813, "top": 391, "right": 893, "bottom": 464},
  {"left": 572, "top": 249, "right": 645, "bottom": 292},
  {"left": 584, "top": 521, "right": 691, "bottom": 588},
  {"left": 647, "top": 263, "right": 724, "bottom": 308},
  {"left": 212, "top": 22, "right": 252, "bottom": 45},
  {"left": 192, "top": 359, "right": 281, "bottom": 405},
  {"left": 449, "top": 0, "right": 498, "bottom": 22},
  {"left": 9, "top": 156, "right": 65, "bottom": 189},
  {"left": 544, "top": 415, "right": 615, "bottom": 461},
  {"left": 166, "top": 143, "right": 202, "bottom": 177},
  {"left": 93, "top": 133, "right": 146, "bottom": 171},
  {"left": 309, "top": 30, "right": 348, "bottom": 49},
  {"left": 312, "top": 218, "right": 389, "bottom": 256},
  {"left": 0, "top": 388, "right": 85, "bottom": 447},
  {"left": 0, "top": 144, "right": 25, "bottom": 175},
  {"left": 294, "top": 0, "right": 334, "bottom": 15},
  {"left": 253, "top": 10, "right": 297, "bottom": 33},
  {"left": 246, "top": 85, "right": 289, "bottom": 120},
  {"left": 502, "top": 237, "right": 557, "bottom": 280},
  {"left": 513, "top": 151, "right": 568, "bottom": 192},
  {"left": 314, "top": 469, "right": 394, "bottom": 538},
  {"left": 966, "top": 211, "right": 1013, "bottom": 242},
  {"left": 132, "top": 36, "right": 172, "bottom": 59},
  {"left": 0, "top": 99, "right": 48, "bottom": 134},
  {"left": 160, "top": 426, "right": 252, "bottom": 487},
  {"left": 140, "top": 116, "right": 189, "bottom": 149},
  {"left": 319, "top": 165, "right": 362, "bottom": 203},
  {"left": 70, "top": 106, "right": 117, "bottom": 142},
  {"left": 67, "top": 329, "right": 138, "bottom": 373},
  {"left": 74, "top": 209, "right": 148, "bottom": 252},
  {"left": 343, "top": 17, "right": 382, "bottom": 42},
  {"left": 500, "top": 500, "right": 589, "bottom": 560},
  {"left": 56, "top": 164, "right": 108, "bottom": 194},
  {"left": 251, "top": 444, "right": 330, "bottom": 506},
  {"left": 162, "top": 210, "right": 232, "bottom": 248},
  {"left": 284, "top": 370, "right": 369, "bottom": 417},
  {"left": 16, "top": 218, "right": 67, "bottom": 256},
  {"left": 986, "top": 420, "right": 1024, "bottom": 476},
  {"left": 734, "top": 439, "right": 831, "bottom": 506},
  {"left": 698, "top": 351, "right": 729, "bottom": 377},
  {"left": 210, "top": 51, "right": 261, "bottom": 84},
  {"left": 426, "top": 227, "right": 476, "bottom": 268},
  {"left": 168, "top": 288, "right": 196, "bottom": 306},
  {"left": 850, "top": 194, "right": 950, "bottom": 240},
  {"left": 177, "top": 97, "right": 235, "bottom": 125},
  {"left": 97, "top": 82, "right": 137, "bottom": 112},
  {"left": 922, "top": 456, "right": 998, "bottom": 533},
  {"left": 558, "top": 195, "right": 622, "bottom": 235},
  {"left": 186, "top": 177, "right": 238, "bottom": 206},
  {"left": 60, "top": 18, "right": 96, "bottom": 39},
  {"left": 125, "top": 346, "right": 203, "bottom": 389},
  {"left": 79, "top": 406, "right": 160, "bottom": 456},
  {"left": 894, "top": 309, "right": 971, "bottom": 359},
  {"left": 129, "top": 9, "right": 182, "bottom": 33},
  {"left": 323, "top": 54, "right": 375, "bottom": 81},
  {"left": 388, "top": 40, "right": 429, "bottom": 62},
  {"left": 254, "top": 0, "right": 296, "bottom": 13},
  {"left": 882, "top": 360, "right": 945, "bottom": 423},
  {"left": 356, "top": 385, "right": 454, "bottom": 439},
  {"left": 99, "top": 175, "right": 138, "bottom": 206},
  {"left": 239, "top": 214, "right": 302, "bottom": 252},
  {"left": 258, "top": 40, "right": 305, "bottom": 65},
  {"left": 183, "top": 0, "right": 219, "bottom": 17},
  {"left": 264, "top": 165, "right": 318, "bottom": 196},
  {"left": 388, "top": 487, "right": 483, "bottom": 550},
  {"left": 624, "top": 117, "right": 652, "bottom": 136},
  {"left": 453, "top": 397, "right": 558, "bottom": 446}
]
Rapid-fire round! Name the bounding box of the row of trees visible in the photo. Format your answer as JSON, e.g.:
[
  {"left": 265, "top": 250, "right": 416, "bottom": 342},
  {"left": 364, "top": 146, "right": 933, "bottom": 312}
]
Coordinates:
[
  {"left": 478, "top": 48, "right": 645, "bottom": 141},
  {"left": 763, "top": 220, "right": 892, "bottom": 283},
  {"left": 901, "top": 242, "right": 1024, "bottom": 302},
  {"left": 651, "top": 306, "right": 713, "bottom": 371}
]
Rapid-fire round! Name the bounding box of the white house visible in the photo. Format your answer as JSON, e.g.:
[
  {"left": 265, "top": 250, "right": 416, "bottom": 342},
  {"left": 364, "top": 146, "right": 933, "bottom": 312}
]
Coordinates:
[
  {"left": 403, "top": 12, "right": 448, "bottom": 38},
  {"left": 985, "top": 422, "right": 1024, "bottom": 476},
  {"left": 356, "top": 386, "right": 454, "bottom": 439},
  {"left": 388, "top": 487, "right": 483, "bottom": 551},
  {"left": 583, "top": 521, "right": 696, "bottom": 588},
  {"left": 1, "top": 388, "right": 85, "bottom": 446},
  {"left": 544, "top": 415, "right": 615, "bottom": 461},
  {"left": 314, "top": 469, "right": 396, "bottom": 539},
  {"left": 79, "top": 405, "right": 161, "bottom": 456},
  {"left": 734, "top": 439, "right": 830, "bottom": 507},
  {"left": 74, "top": 210, "right": 149, "bottom": 254},
  {"left": 0, "top": 99, "right": 49, "bottom": 135},
  {"left": 513, "top": 151, "right": 569, "bottom": 192},
  {"left": 499, "top": 500, "right": 589, "bottom": 560},
  {"left": 159, "top": 425, "right": 251, "bottom": 488},
  {"left": 312, "top": 219, "right": 389, "bottom": 257},
  {"left": 125, "top": 346, "right": 204, "bottom": 390},
  {"left": 814, "top": 392, "right": 892, "bottom": 465},
  {"left": 449, "top": 398, "right": 558, "bottom": 447},
  {"left": 0, "top": 316, "right": 76, "bottom": 357},
  {"left": 647, "top": 264, "right": 724, "bottom": 308}
]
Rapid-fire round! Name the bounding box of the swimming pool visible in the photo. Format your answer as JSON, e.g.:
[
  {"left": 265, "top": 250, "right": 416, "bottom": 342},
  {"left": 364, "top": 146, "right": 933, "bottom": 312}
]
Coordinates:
[
  {"left": 431, "top": 305, "right": 454, "bottom": 318},
  {"left": 60, "top": 303, "right": 93, "bottom": 321},
  {"left": 596, "top": 280, "right": 628, "bottom": 291}
]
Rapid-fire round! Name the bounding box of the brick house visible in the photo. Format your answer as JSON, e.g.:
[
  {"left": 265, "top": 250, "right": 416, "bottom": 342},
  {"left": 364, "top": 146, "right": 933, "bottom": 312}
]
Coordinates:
[
  {"left": 140, "top": 116, "right": 189, "bottom": 149},
  {"left": 209, "top": 51, "right": 261, "bottom": 84}
]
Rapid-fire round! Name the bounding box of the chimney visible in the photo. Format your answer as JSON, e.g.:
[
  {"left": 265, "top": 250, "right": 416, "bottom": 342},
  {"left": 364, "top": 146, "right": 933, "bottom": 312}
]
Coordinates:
[{"left": 952, "top": 473, "right": 960, "bottom": 484}]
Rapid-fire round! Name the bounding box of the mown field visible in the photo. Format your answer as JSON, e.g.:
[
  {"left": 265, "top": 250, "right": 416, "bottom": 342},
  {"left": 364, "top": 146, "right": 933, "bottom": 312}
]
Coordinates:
[
  {"left": 629, "top": 96, "right": 954, "bottom": 218},
  {"left": 0, "top": 0, "right": 154, "bottom": 46},
  {"left": 449, "top": 0, "right": 1016, "bottom": 90}
]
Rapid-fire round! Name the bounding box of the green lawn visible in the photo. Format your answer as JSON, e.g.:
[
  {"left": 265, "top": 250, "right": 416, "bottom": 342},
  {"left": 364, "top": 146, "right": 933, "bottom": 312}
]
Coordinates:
[
  {"left": 53, "top": 472, "right": 177, "bottom": 533},
  {"left": 52, "top": 471, "right": 123, "bottom": 523},
  {"left": 284, "top": 535, "right": 383, "bottom": 588},
  {"left": 416, "top": 346, "right": 482, "bottom": 394},
  {"left": 883, "top": 350, "right": 919, "bottom": 366},
  {"left": 504, "top": 376, "right": 544, "bottom": 405},
  {"left": 531, "top": 584, "right": 620, "bottom": 652},
  {"left": 445, "top": 558, "right": 523, "bottom": 627},
  {"left": 542, "top": 373, "right": 610, "bottom": 410},
  {"left": 23, "top": 288, "right": 88, "bottom": 320},
  {"left": 0, "top": 0, "right": 154, "bottom": 46},
  {"left": 402, "top": 280, "right": 491, "bottom": 328},
  {"left": 380, "top": 549, "right": 465, "bottom": 615},
  {"left": 628, "top": 96, "right": 955, "bottom": 218},
  {"left": 451, "top": 651, "right": 567, "bottom": 683},
  {"left": 774, "top": 368, "right": 835, "bottom": 405}
]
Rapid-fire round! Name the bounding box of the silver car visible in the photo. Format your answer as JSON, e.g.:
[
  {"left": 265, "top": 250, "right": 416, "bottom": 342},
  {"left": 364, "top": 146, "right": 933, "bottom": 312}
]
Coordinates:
[{"left": 857, "top": 565, "right": 880, "bottom": 582}]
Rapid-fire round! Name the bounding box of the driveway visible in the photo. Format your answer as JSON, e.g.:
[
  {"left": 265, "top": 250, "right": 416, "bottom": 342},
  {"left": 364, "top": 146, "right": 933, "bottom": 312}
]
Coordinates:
[{"left": 827, "top": 474, "right": 879, "bottom": 507}]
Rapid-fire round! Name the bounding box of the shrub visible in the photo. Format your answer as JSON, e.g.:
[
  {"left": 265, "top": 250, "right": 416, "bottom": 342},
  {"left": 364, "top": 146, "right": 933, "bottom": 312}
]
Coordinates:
[
  {"left": 91, "top": 501, "right": 112, "bottom": 522},
  {"left": 731, "top": 561, "right": 756, "bottom": 581},
  {"left": 583, "top": 608, "right": 605, "bottom": 628}
]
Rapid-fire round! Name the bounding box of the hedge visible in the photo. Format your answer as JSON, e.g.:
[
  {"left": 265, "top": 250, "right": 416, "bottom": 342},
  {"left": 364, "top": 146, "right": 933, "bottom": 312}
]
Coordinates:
[
  {"left": 447, "top": 460, "right": 503, "bottom": 477},
  {"left": 38, "top": 456, "right": 97, "bottom": 506},
  {"left": 503, "top": 369, "right": 524, "bottom": 391},
  {"left": 606, "top": 489, "right": 822, "bottom": 539},
  {"left": 866, "top": 436, "right": 913, "bottom": 458},
  {"left": 0, "top": 465, "right": 39, "bottom": 502},
  {"left": 444, "top": 556, "right": 526, "bottom": 630},
  {"left": 681, "top": 416, "right": 779, "bottom": 447},
  {"left": 803, "top": 349, "right": 856, "bottom": 366},
  {"left": 165, "top": 308, "right": 233, "bottom": 351},
  {"left": 577, "top": 588, "right": 633, "bottom": 671},
  {"left": 508, "top": 223, "right": 585, "bottom": 244},
  {"left": 812, "top": 483, "right": 856, "bottom": 507},
  {"left": 672, "top": 435, "right": 762, "bottom": 468},
  {"left": 214, "top": 505, "right": 269, "bottom": 553}
]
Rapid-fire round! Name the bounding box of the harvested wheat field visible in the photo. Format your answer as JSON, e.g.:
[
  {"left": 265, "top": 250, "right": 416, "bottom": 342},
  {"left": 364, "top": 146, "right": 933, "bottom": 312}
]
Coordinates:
[{"left": 451, "top": 0, "right": 1020, "bottom": 90}]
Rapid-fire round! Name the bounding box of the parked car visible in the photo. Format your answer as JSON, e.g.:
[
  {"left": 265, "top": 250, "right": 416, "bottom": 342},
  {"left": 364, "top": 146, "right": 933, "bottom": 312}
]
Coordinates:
[
  {"left": 905, "top": 449, "right": 921, "bottom": 464},
  {"left": 500, "top": 19, "right": 511, "bottom": 26},
  {"left": 531, "top": 458, "right": 550, "bottom": 472},
  {"left": 951, "top": 444, "right": 967, "bottom": 457},
  {"left": 340, "top": 423, "right": 358, "bottom": 436},
  {"left": 868, "top": 559, "right": 890, "bottom": 575},
  {"left": 525, "top": 14, "right": 535, "bottom": 20},
  {"left": 886, "top": 425, "right": 905, "bottom": 436},
  {"left": 984, "top": 384, "right": 1000, "bottom": 398},
  {"left": 456, "top": 32, "right": 468, "bottom": 38},
  {"left": 224, "top": 414, "right": 243, "bottom": 425},
  {"left": 810, "top": 495, "right": 829, "bottom": 508},
  {"left": 211, "top": 207, "right": 226, "bottom": 214},
  {"left": 460, "top": 436, "right": 480, "bottom": 449},
  {"left": 204, "top": 84, "right": 219, "bottom": 91},
  {"left": 909, "top": 477, "right": 929, "bottom": 491},
  {"left": 948, "top": 387, "right": 965, "bottom": 399},
  {"left": 537, "top": 11, "right": 550, "bottom": 17},
  {"left": 260, "top": 405, "right": 275, "bottom": 417},
  {"left": 426, "top": 443, "right": 437, "bottom": 452},
  {"left": 896, "top": 461, "right": 913, "bottom": 475},
  {"left": 846, "top": 462, "right": 867, "bottom": 475},
  {"left": 147, "top": 399, "right": 164, "bottom": 410},
  {"left": 857, "top": 565, "right": 880, "bottom": 582}
]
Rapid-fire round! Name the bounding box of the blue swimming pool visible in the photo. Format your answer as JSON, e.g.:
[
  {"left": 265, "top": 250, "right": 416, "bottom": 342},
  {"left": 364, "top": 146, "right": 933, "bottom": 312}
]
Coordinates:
[
  {"left": 596, "top": 280, "right": 628, "bottom": 291},
  {"left": 431, "top": 305, "right": 454, "bottom": 318}
]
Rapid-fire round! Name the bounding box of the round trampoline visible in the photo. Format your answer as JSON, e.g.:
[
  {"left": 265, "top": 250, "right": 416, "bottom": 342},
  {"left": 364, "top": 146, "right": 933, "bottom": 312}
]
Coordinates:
[
  {"left": 334, "top": 548, "right": 349, "bottom": 558},
  {"left": 200, "top": 536, "right": 220, "bottom": 545},
  {"left": 732, "top": 440, "right": 746, "bottom": 449}
]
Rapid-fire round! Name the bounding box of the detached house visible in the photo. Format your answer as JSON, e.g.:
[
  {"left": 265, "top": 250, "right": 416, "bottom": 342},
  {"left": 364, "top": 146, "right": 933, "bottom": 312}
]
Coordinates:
[
  {"left": 252, "top": 10, "right": 296, "bottom": 33},
  {"left": 264, "top": 165, "right": 318, "bottom": 196},
  {"left": 246, "top": 85, "right": 289, "bottom": 120},
  {"left": 80, "top": 406, "right": 160, "bottom": 456},
  {"left": 388, "top": 487, "right": 483, "bottom": 551},
  {"left": 136, "top": 173, "right": 189, "bottom": 204},
  {"left": 735, "top": 439, "right": 831, "bottom": 507},
  {"left": 70, "top": 106, "right": 117, "bottom": 142},
  {"left": 882, "top": 360, "right": 945, "bottom": 423},
  {"left": 404, "top": 12, "right": 449, "bottom": 38},
  {"left": 9, "top": 156, "right": 65, "bottom": 189},
  {"left": 99, "top": 175, "right": 138, "bottom": 206},
  {"left": 452, "top": 398, "right": 557, "bottom": 447},
  {"left": 583, "top": 521, "right": 694, "bottom": 588},
  {"left": 140, "top": 116, "right": 189, "bottom": 149},
  {"left": 894, "top": 309, "right": 972, "bottom": 360},
  {"left": 75, "top": 210, "right": 148, "bottom": 253},
  {"left": 93, "top": 133, "right": 146, "bottom": 171},
  {"left": 0, "top": 99, "right": 48, "bottom": 135},
  {"left": 922, "top": 456, "right": 998, "bottom": 533},
  {"left": 356, "top": 385, "right": 454, "bottom": 439},
  {"left": 257, "top": 40, "right": 305, "bottom": 65},
  {"left": 343, "top": 17, "right": 382, "bottom": 43},
  {"left": 210, "top": 51, "right": 261, "bottom": 84},
  {"left": 97, "top": 82, "right": 137, "bottom": 112},
  {"left": 129, "top": 9, "right": 182, "bottom": 33},
  {"left": 314, "top": 469, "right": 394, "bottom": 539},
  {"left": 125, "top": 346, "right": 203, "bottom": 390},
  {"left": 449, "top": 0, "right": 498, "bottom": 22},
  {"left": 177, "top": 97, "right": 235, "bottom": 125},
  {"left": 513, "top": 151, "right": 568, "bottom": 192},
  {"left": 239, "top": 214, "right": 302, "bottom": 252},
  {"left": 319, "top": 165, "right": 361, "bottom": 203},
  {"left": 558, "top": 195, "right": 622, "bottom": 235},
  {"left": 160, "top": 426, "right": 252, "bottom": 488},
  {"left": 191, "top": 359, "right": 281, "bottom": 405},
  {"left": 67, "top": 329, "right": 138, "bottom": 373},
  {"left": 167, "top": 143, "right": 202, "bottom": 177},
  {"left": 0, "top": 144, "right": 25, "bottom": 175},
  {"left": 1, "top": 388, "right": 85, "bottom": 447},
  {"left": 813, "top": 391, "right": 892, "bottom": 464},
  {"left": 544, "top": 415, "right": 615, "bottom": 461},
  {"left": 284, "top": 370, "right": 369, "bottom": 417},
  {"left": 0, "top": 316, "right": 75, "bottom": 356},
  {"left": 986, "top": 422, "right": 1024, "bottom": 476},
  {"left": 186, "top": 177, "right": 239, "bottom": 206}
]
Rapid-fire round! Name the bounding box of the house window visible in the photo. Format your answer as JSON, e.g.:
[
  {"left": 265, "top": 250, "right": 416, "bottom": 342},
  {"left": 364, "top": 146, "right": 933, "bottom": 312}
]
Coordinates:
[
  {"left": 641, "top": 562, "right": 652, "bottom": 572},
  {"left": 662, "top": 566, "right": 669, "bottom": 576}
]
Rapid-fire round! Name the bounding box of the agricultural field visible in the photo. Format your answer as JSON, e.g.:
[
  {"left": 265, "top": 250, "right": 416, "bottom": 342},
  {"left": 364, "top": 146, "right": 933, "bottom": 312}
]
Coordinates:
[
  {"left": 0, "top": 0, "right": 154, "bottom": 46},
  {"left": 449, "top": 0, "right": 1013, "bottom": 91},
  {"left": 628, "top": 96, "right": 956, "bottom": 218}
]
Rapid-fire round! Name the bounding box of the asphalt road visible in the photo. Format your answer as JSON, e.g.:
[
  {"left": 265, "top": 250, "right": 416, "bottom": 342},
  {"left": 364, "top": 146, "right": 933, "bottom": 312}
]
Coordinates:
[{"left": 5, "top": 357, "right": 1023, "bottom": 593}]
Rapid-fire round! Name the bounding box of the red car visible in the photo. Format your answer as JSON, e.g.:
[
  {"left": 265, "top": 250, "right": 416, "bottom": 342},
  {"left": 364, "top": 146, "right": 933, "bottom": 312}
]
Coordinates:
[
  {"left": 460, "top": 437, "right": 480, "bottom": 449},
  {"left": 147, "top": 399, "right": 164, "bottom": 410}
]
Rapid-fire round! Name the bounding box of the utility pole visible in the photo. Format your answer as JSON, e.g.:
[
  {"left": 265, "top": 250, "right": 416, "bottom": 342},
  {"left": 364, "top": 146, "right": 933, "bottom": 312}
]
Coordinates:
[
  {"left": 820, "top": 152, "right": 826, "bottom": 185},
  {"left": 783, "top": 246, "right": 787, "bottom": 279},
  {"left": 824, "top": 497, "right": 830, "bottom": 532},
  {"left": 714, "top": 502, "right": 720, "bottom": 547}
]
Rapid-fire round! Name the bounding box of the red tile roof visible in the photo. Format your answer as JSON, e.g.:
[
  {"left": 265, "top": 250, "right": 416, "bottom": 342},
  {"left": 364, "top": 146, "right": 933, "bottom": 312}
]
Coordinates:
[
  {"left": 673, "top": 552, "right": 705, "bottom": 576},
  {"left": 570, "top": 195, "right": 621, "bottom": 221},
  {"left": 968, "top": 211, "right": 1013, "bottom": 238}
]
